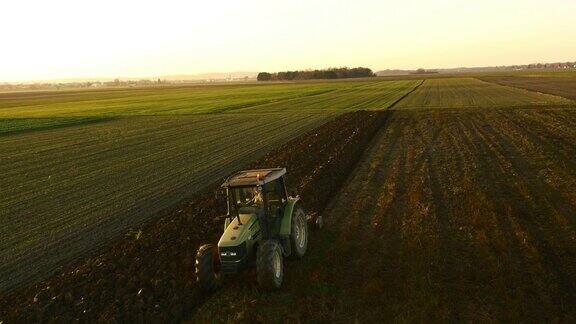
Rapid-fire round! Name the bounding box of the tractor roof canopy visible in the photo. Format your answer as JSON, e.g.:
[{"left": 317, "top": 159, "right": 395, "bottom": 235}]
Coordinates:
[{"left": 221, "top": 168, "right": 286, "bottom": 188}]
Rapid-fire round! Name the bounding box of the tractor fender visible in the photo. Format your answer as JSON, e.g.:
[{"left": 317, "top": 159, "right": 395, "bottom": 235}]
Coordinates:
[{"left": 280, "top": 197, "right": 301, "bottom": 236}]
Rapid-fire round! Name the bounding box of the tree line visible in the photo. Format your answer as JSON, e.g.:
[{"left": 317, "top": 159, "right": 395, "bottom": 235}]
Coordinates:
[{"left": 257, "top": 67, "right": 375, "bottom": 81}]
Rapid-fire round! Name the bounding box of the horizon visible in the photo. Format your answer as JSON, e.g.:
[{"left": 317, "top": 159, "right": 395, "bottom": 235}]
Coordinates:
[
  {"left": 3, "top": 61, "right": 575, "bottom": 84},
  {"left": 2, "top": 0, "right": 575, "bottom": 83}
]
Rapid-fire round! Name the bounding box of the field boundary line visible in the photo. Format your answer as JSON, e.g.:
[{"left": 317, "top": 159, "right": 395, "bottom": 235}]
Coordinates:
[{"left": 388, "top": 79, "right": 424, "bottom": 109}]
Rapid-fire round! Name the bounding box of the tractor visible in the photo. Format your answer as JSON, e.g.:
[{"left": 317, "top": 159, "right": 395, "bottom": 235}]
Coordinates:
[{"left": 195, "top": 168, "right": 320, "bottom": 290}]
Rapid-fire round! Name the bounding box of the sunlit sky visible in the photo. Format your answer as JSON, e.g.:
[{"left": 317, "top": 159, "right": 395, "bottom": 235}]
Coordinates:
[{"left": 1, "top": 0, "right": 575, "bottom": 82}]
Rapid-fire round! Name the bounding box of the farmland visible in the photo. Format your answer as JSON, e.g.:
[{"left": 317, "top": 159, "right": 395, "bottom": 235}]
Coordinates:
[
  {"left": 233, "top": 79, "right": 419, "bottom": 113},
  {"left": 480, "top": 76, "right": 576, "bottom": 100},
  {"left": 0, "top": 78, "right": 420, "bottom": 293},
  {"left": 0, "top": 79, "right": 418, "bottom": 120},
  {"left": 1, "top": 75, "right": 576, "bottom": 322},
  {"left": 395, "top": 77, "right": 572, "bottom": 109}
]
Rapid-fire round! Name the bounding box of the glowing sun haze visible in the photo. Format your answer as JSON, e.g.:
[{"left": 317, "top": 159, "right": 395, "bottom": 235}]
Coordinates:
[{"left": 1, "top": 0, "right": 575, "bottom": 82}]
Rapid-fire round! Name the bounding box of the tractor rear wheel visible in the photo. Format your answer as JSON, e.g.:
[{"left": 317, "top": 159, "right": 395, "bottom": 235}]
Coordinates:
[
  {"left": 289, "top": 207, "right": 308, "bottom": 259},
  {"left": 195, "top": 244, "right": 220, "bottom": 292},
  {"left": 257, "top": 240, "right": 284, "bottom": 290}
]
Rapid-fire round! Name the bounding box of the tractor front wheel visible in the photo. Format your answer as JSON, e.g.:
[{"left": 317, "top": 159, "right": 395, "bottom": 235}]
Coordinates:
[
  {"left": 195, "top": 244, "right": 220, "bottom": 292},
  {"left": 257, "top": 240, "right": 284, "bottom": 290}
]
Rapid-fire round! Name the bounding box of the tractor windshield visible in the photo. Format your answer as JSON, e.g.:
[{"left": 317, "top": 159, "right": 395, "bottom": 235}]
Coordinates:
[{"left": 230, "top": 186, "right": 263, "bottom": 214}]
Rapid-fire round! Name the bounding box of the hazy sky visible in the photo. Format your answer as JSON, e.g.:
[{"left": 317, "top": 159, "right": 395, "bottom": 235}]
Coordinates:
[{"left": 1, "top": 0, "right": 575, "bottom": 82}]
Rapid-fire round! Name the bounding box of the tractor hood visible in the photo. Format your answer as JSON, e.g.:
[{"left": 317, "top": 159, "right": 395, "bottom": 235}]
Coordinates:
[{"left": 218, "top": 213, "right": 260, "bottom": 248}]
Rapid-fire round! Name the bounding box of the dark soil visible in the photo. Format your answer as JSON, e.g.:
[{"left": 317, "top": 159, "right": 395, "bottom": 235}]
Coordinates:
[{"left": 0, "top": 110, "right": 387, "bottom": 322}]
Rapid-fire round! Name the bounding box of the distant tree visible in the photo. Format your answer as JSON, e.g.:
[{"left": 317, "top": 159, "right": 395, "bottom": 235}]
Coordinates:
[
  {"left": 257, "top": 72, "right": 272, "bottom": 81},
  {"left": 257, "top": 67, "right": 374, "bottom": 81}
]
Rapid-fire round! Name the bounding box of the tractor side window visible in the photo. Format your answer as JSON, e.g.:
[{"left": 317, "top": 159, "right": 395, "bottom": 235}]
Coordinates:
[
  {"left": 265, "top": 181, "right": 283, "bottom": 216},
  {"left": 264, "top": 181, "right": 282, "bottom": 203}
]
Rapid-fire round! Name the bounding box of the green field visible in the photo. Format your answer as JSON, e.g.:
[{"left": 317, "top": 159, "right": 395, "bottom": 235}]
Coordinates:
[
  {"left": 0, "top": 80, "right": 418, "bottom": 120},
  {"left": 0, "top": 79, "right": 419, "bottom": 135},
  {"left": 395, "top": 77, "right": 573, "bottom": 109},
  {"left": 233, "top": 79, "right": 419, "bottom": 113}
]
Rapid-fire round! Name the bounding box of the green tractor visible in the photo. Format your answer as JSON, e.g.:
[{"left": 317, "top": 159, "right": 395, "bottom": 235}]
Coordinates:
[{"left": 195, "top": 168, "right": 319, "bottom": 290}]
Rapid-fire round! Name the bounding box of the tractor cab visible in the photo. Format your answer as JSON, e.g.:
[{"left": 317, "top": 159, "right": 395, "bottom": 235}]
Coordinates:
[{"left": 222, "top": 168, "right": 288, "bottom": 234}]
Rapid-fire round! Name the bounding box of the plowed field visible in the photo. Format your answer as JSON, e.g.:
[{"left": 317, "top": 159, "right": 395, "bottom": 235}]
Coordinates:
[{"left": 192, "top": 107, "right": 576, "bottom": 322}]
